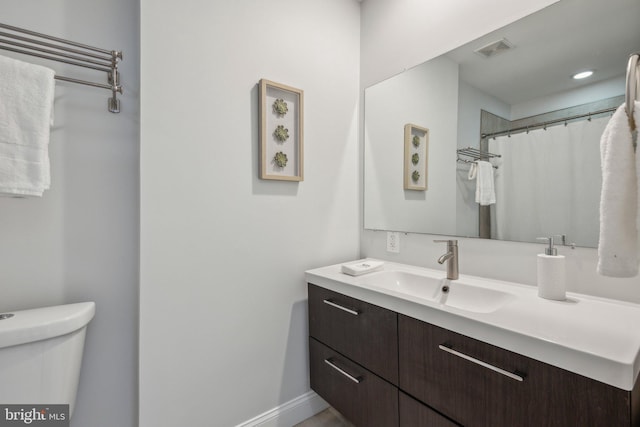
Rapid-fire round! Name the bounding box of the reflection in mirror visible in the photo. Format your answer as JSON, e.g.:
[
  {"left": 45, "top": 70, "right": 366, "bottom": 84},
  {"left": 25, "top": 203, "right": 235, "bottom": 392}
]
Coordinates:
[
  {"left": 363, "top": 0, "right": 640, "bottom": 248},
  {"left": 365, "top": 56, "right": 459, "bottom": 236},
  {"left": 486, "top": 111, "right": 610, "bottom": 247}
]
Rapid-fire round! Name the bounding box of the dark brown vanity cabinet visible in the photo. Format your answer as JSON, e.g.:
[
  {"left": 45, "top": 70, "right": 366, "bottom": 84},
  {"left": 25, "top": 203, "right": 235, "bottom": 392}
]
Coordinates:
[
  {"left": 308, "top": 283, "right": 453, "bottom": 427},
  {"left": 308, "top": 283, "right": 398, "bottom": 384},
  {"left": 309, "top": 337, "right": 399, "bottom": 427},
  {"left": 399, "top": 392, "right": 459, "bottom": 427},
  {"left": 308, "top": 283, "right": 399, "bottom": 427},
  {"left": 308, "top": 283, "right": 640, "bottom": 427},
  {"left": 399, "top": 314, "right": 640, "bottom": 427}
]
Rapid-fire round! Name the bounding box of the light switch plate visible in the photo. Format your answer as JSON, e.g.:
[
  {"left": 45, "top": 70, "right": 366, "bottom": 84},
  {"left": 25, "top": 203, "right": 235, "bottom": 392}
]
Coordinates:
[{"left": 387, "top": 232, "right": 400, "bottom": 253}]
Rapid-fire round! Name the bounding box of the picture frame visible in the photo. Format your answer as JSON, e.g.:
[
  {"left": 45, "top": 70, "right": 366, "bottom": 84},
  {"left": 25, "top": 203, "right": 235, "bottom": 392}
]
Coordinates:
[
  {"left": 404, "top": 123, "right": 429, "bottom": 191},
  {"left": 259, "top": 79, "right": 304, "bottom": 181}
]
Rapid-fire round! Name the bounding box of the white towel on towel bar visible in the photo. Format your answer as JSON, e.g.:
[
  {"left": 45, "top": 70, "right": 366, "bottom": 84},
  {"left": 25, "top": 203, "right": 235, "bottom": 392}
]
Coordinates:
[
  {"left": 597, "top": 103, "right": 638, "bottom": 277},
  {"left": 0, "top": 54, "right": 55, "bottom": 196},
  {"left": 474, "top": 160, "right": 496, "bottom": 206}
]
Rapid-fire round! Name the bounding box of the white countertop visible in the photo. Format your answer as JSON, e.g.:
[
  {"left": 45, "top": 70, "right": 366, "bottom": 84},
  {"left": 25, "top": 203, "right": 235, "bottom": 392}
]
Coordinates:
[{"left": 305, "top": 259, "right": 640, "bottom": 391}]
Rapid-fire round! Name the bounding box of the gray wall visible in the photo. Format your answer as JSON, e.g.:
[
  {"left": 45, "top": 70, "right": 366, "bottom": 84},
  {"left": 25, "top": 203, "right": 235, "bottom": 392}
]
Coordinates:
[
  {"left": 139, "top": 1, "right": 361, "bottom": 425},
  {"left": 0, "top": 2, "right": 139, "bottom": 427}
]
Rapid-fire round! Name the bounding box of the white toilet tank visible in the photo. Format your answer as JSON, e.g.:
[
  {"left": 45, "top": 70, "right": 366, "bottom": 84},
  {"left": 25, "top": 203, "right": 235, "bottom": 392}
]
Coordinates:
[{"left": 0, "top": 302, "right": 95, "bottom": 417}]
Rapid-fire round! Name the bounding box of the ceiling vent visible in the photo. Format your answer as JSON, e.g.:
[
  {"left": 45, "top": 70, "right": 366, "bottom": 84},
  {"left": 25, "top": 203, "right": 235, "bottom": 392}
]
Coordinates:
[{"left": 474, "top": 38, "right": 514, "bottom": 58}]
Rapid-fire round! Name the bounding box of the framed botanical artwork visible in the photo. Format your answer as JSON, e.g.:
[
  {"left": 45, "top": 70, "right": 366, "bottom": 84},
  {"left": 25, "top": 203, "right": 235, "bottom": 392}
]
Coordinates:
[
  {"left": 259, "top": 79, "right": 304, "bottom": 181},
  {"left": 404, "top": 123, "right": 429, "bottom": 190}
]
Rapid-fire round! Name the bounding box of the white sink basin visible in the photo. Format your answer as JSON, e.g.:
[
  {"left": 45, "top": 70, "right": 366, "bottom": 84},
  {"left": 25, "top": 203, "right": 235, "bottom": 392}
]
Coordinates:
[
  {"left": 357, "top": 270, "right": 515, "bottom": 313},
  {"left": 439, "top": 281, "right": 516, "bottom": 313},
  {"left": 357, "top": 270, "right": 442, "bottom": 299}
]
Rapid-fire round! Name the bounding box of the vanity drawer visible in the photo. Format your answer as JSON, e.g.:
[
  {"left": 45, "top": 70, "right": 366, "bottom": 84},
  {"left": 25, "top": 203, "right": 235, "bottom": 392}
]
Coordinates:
[
  {"left": 399, "top": 392, "right": 459, "bottom": 427},
  {"left": 310, "top": 337, "right": 399, "bottom": 427},
  {"left": 308, "top": 283, "right": 398, "bottom": 384},
  {"left": 399, "top": 314, "right": 632, "bottom": 427}
]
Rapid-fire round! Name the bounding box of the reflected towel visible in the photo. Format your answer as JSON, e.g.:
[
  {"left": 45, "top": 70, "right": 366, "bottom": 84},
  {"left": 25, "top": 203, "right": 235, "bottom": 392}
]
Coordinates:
[
  {"left": 0, "top": 54, "right": 55, "bottom": 196},
  {"left": 597, "top": 103, "right": 638, "bottom": 277},
  {"left": 475, "top": 160, "right": 496, "bottom": 206}
]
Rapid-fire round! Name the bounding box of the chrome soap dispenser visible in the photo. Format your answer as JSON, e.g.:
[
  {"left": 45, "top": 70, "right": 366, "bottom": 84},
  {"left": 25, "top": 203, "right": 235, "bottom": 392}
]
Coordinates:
[{"left": 536, "top": 236, "right": 566, "bottom": 301}]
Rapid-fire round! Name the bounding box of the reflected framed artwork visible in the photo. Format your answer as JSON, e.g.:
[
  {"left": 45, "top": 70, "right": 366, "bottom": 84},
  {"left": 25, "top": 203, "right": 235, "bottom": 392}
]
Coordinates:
[{"left": 404, "top": 123, "right": 429, "bottom": 190}]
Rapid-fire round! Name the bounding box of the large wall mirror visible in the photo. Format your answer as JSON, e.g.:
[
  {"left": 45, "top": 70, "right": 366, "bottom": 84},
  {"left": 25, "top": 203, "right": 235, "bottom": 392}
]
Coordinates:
[{"left": 364, "top": 0, "right": 639, "bottom": 248}]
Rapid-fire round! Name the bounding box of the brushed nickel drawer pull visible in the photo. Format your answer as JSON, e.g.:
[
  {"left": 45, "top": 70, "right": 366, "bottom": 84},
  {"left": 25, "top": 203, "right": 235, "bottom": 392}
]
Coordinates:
[
  {"left": 438, "top": 344, "right": 524, "bottom": 382},
  {"left": 324, "top": 358, "right": 362, "bottom": 384},
  {"left": 323, "top": 299, "right": 360, "bottom": 316}
]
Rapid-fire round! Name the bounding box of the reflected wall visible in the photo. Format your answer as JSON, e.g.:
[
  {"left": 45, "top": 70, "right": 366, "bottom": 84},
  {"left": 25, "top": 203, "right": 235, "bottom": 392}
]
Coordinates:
[{"left": 364, "top": 56, "right": 459, "bottom": 234}]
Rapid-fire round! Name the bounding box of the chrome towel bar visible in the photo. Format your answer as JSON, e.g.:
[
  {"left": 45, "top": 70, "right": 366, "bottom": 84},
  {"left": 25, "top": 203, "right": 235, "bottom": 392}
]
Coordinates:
[{"left": 0, "top": 22, "right": 123, "bottom": 113}]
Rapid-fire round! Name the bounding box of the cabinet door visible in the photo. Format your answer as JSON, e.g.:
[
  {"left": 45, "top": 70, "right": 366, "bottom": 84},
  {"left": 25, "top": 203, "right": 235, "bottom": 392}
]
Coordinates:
[
  {"left": 308, "top": 283, "right": 398, "bottom": 384},
  {"left": 399, "top": 392, "right": 459, "bottom": 427},
  {"left": 310, "top": 337, "right": 399, "bottom": 427},
  {"left": 399, "top": 315, "right": 631, "bottom": 427}
]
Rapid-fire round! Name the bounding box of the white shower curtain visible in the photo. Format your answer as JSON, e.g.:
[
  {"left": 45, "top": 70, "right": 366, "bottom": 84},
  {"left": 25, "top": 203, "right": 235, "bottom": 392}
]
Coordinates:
[{"left": 488, "top": 115, "right": 609, "bottom": 247}]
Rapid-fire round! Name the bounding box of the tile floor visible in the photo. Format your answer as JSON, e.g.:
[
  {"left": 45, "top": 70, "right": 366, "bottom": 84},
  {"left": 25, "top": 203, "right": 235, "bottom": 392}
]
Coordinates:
[{"left": 294, "top": 407, "right": 354, "bottom": 427}]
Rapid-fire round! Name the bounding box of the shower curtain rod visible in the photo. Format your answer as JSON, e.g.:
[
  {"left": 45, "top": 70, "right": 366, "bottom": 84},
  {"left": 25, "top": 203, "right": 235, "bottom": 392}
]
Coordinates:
[
  {"left": 481, "top": 107, "right": 616, "bottom": 140},
  {"left": 0, "top": 22, "right": 123, "bottom": 113}
]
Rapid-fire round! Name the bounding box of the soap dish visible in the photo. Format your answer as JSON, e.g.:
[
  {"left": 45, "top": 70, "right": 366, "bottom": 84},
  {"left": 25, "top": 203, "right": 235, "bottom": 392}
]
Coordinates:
[{"left": 341, "top": 260, "right": 384, "bottom": 276}]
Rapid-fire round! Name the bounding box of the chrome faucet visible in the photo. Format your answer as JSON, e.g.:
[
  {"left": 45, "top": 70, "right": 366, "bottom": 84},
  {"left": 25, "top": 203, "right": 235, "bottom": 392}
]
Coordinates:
[{"left": 434, "top": 240, "right": 459, "bottom": 280}]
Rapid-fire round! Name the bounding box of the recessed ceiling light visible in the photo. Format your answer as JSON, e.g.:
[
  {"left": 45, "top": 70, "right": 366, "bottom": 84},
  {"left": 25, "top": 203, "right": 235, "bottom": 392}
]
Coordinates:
[{"left": 572, "top": 70, "right": 594, "bottom": 80}]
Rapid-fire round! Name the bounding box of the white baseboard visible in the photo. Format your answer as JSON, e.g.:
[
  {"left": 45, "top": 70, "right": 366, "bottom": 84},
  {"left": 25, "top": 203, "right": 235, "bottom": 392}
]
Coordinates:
[{"left": 236, "top": 391, "right": 329, "bottom": 427}]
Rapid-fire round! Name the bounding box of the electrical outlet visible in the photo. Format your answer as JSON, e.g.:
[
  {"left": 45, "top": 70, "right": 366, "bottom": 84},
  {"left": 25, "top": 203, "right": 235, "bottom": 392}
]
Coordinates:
[{"left": 387, "top": 232, "right": 400, "bottom": 253}]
